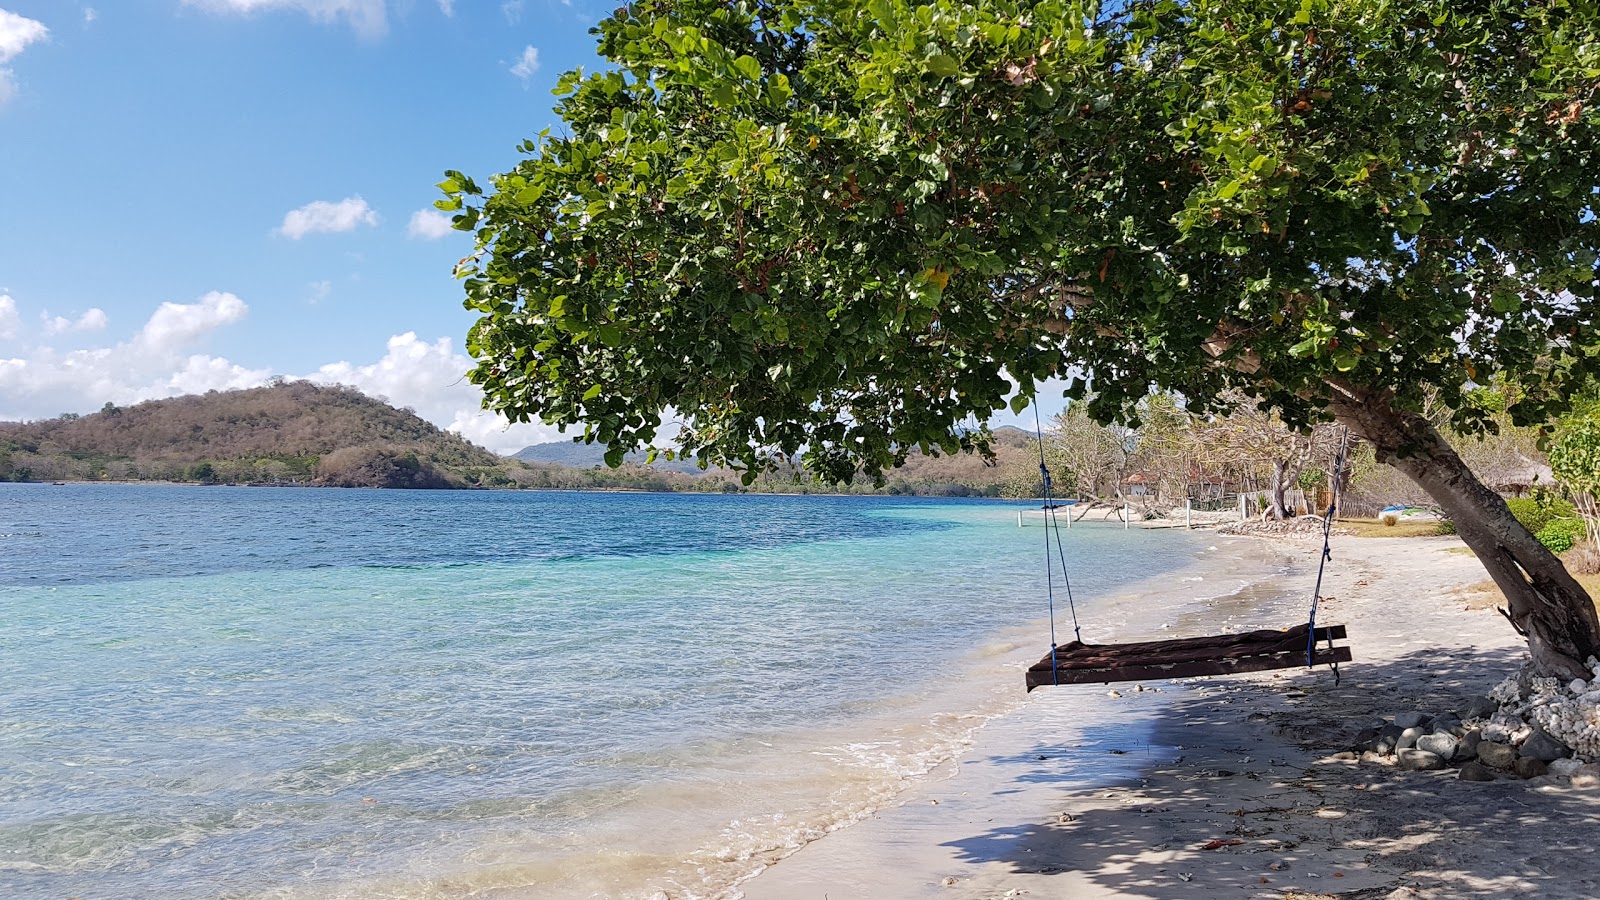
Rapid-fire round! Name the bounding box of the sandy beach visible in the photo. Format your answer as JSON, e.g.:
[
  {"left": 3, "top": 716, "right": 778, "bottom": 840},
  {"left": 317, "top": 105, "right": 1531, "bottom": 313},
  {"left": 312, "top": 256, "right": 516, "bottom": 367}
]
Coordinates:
[{"left": 738, "top": 534, "right": 1600, "bottom": 900}]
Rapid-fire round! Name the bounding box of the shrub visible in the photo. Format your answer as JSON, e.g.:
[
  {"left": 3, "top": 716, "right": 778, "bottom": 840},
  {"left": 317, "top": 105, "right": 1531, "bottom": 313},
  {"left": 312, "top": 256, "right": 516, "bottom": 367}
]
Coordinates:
[
  {"left": 1435, "top": 518, "right": 1458, "bottom": 536},
  {"left": 1537, "top": 518, "right": 1585, "bottom": 554},
  {"left": 1566, "top": 540, "right": 1600, "bottom": 576},
  {"left": 1505, "top": 497, "right": 1577, "bottom": 536}
]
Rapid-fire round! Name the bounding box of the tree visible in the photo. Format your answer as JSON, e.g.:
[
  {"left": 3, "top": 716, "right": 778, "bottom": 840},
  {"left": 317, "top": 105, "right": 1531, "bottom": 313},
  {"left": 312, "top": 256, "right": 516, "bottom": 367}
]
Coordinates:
[{"left": 448, "top": 0, "right": 1600, "bottom": 675}]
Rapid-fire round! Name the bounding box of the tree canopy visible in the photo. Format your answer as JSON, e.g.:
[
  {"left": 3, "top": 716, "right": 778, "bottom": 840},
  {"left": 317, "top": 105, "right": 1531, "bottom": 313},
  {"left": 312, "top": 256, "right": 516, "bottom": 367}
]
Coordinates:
[{"left": 448, "top": 0, "right": 1598, "bottom": 482}]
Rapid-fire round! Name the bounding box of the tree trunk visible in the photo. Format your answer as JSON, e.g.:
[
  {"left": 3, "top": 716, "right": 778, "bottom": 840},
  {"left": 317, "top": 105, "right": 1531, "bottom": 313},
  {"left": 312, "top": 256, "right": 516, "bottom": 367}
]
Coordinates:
[
  {"left": 1270, "top": 459, "right": 1290, "bottom": 520},
  {"left": 1326, "top": 382, "right": 1600, "bottom": 679}
]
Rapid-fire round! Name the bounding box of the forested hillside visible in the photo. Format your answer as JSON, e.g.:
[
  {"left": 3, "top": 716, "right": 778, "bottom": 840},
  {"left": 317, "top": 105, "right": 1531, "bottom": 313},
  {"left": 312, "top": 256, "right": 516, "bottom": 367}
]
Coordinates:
[{"left": 0, "top": 381, "right": 512, "bottom": 488}]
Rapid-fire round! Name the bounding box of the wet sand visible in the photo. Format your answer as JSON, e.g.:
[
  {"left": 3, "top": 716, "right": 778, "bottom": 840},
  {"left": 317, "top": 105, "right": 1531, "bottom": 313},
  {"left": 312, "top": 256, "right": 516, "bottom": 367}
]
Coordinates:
[{"left": 739, "top": 535, "right": 1600, "bottom": 900}]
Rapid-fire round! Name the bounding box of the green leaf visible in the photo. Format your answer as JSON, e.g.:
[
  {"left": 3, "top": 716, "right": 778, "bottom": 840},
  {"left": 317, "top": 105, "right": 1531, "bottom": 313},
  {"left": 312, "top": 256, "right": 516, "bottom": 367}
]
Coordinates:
[
  {"left": 604, "top": 446, "right": 625, "bottom": 468},
  {"left": 597, "top": 324, "right": 624, "bottom": 347},
  {"left": 925, "top": 54, "right": 960, "bottom": 78},
  {"left": 583, "top": 384, "right": 604, "bottom": 401},
  {"left": 732, "top": 55, "right": 763, "bottom": 81}
]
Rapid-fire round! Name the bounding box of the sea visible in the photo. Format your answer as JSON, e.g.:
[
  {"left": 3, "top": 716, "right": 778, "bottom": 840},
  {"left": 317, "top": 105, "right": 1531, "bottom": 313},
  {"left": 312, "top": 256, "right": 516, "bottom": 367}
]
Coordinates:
[{"left": 0, "top": 484, "right": 1278, "bottom": 899}]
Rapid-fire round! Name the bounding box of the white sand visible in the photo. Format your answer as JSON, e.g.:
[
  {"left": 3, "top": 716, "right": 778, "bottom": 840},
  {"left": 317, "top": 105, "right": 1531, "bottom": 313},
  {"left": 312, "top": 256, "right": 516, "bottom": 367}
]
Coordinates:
[{"left": 738, "top": 535, "right": 1600, "bottom": 900}]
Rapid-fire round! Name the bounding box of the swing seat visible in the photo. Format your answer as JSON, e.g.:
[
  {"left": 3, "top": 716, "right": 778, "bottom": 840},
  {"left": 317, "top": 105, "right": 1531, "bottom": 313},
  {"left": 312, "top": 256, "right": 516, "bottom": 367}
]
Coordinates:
[{"left": 1025, "top": 623, "right": 1350, "bottom": 691}]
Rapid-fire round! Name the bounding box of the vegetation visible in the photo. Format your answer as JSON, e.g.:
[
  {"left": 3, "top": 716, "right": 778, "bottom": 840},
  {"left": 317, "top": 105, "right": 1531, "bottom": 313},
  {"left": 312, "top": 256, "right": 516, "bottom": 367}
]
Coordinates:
[
  {"left": 447, "top": 0, "right": 1599, "bottom": 676},
  {"left": 0, "top": 381, "right": 515, "bottom": 489}
]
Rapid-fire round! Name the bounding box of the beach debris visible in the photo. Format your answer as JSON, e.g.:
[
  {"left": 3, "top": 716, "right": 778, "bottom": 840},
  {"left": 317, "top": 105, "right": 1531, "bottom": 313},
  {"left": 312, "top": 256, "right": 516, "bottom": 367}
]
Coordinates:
[
  {"left": 1107, "top": 689, "right": 1122, "bottom": 698},
  {"left": 1177, "top": 872, "right": 1194, "bottom": 882},
  {"left": 941, "top": 876, "right": 959, "bottom": 887},
  {"left": 1201, "top": 838, "right": 1245, "bottom": 850}
]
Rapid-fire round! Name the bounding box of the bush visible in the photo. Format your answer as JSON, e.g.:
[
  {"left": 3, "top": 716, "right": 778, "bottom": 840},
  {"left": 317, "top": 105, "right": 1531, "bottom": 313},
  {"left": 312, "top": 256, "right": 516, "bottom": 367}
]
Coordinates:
[
  {"left": 1566, "top": 540, "right": 1600, "bottom": 575},
  {"left": 1435, "top": 518, "right": 1458, "bottom": 536},
  {"left": 1537, "top": 518, "right": 1586, "bottom": 554},
  {"left": 1505, "top": 497, "right": 1578, "bottom": 536}
]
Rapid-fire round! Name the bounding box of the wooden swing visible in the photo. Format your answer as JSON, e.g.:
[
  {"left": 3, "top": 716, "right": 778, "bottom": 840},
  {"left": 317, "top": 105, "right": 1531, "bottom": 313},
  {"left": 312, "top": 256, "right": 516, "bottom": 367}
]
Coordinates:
[{"left": 1024, "top": 421, "right": 1352, "bottom": 692}]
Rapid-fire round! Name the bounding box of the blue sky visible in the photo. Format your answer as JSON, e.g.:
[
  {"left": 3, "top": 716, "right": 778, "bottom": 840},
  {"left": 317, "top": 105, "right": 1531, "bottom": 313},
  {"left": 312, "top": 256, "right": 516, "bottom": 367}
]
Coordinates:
[{"left": 0, "top": 0, "right": 1062, "bottom": 453}]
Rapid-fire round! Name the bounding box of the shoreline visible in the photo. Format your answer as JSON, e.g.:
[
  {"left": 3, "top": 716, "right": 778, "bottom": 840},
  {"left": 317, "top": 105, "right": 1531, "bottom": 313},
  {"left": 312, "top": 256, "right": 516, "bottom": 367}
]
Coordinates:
[{"left": 738, "top": 534, "right": 1600, "bottom": 899}]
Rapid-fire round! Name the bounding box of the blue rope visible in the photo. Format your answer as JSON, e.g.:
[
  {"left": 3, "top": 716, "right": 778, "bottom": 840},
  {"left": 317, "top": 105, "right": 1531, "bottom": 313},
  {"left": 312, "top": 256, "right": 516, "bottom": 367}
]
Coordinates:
[{"left": 1307, "top": 428, "right": 1350, "bottom": 668}]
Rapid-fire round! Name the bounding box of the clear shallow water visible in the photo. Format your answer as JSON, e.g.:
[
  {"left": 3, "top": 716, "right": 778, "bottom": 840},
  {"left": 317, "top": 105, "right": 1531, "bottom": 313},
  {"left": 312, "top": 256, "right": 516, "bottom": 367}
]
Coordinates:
[{"left": 0, "top": 485, "right": 1226, "bottom": 899}]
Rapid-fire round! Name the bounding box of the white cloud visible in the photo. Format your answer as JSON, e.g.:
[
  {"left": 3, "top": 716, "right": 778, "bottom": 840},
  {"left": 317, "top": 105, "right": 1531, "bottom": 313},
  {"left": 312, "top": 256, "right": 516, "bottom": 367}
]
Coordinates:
[
  {"left": 501, "top": 0, "right": 523, "bottom": 24},
  {"left": 0, "top": 9, "right": 48, "bottom": 105},
  {"left": 308, "top": 279, "right": 333, "bottom": 303},
  {"left": 407, "top": 209, "right": 453, "bottom": 240},
  {"left": 0, "top": 292, "right": 268, "bottom": 421},
  {"left": 42, "top": 307, "right": 109, "bottom": 335},
  {"left": 510, "top": 44, "right": 539, "bottom": 82},
  {"left": 0, "top": 291, "right": 552, "bottom": 454},
  {"left": 0, "top": 294, "right": 20, "bottom": 340},
  {"left": 84, "top": 8, "right": 97, "bottom": 25},
  {"left": 436, "top": 0, "right": 454, "bottom": 15},
  {"left": 310, "top": 332, "right": 560, "bottom": 454},
  {"left": 277, "top": 196, "right": 379, "bottom": 239},
  {"left": 181, "top": 0, "right": 387, "bottom": 38}
]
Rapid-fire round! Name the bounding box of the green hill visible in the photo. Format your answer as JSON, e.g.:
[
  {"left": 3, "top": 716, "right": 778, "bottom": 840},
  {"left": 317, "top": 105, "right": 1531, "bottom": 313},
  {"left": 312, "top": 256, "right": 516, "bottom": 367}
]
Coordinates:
[{"left": 0, "top": 381, "right": 511, "bottom": 489}]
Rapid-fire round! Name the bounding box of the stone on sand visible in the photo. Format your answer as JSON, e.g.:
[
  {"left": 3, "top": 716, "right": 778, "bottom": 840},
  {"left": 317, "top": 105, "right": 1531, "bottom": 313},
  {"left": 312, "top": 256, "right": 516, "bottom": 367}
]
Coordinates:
[
  {"left": 1416, "top": 732, "right": 1459, "bottom": 761},
  {"left": 1458, "top": 761, "right": 1497, "bottom": 782},
  {"left": 1398, "top": 749, "right": 1447, "bottom": 771},
  {"left": 1518, "top": 728, "right": 1570, "bottom": 762},
  {"left": 1477, "top": 741, "right": 1516, "bottom": 769}
]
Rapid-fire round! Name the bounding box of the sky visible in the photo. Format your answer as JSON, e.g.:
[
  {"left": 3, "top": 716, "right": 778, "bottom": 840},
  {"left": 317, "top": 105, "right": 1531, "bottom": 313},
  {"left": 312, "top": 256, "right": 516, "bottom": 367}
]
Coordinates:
[{"left": 0, "top": 0, "right": 1063, "bottom": 454}]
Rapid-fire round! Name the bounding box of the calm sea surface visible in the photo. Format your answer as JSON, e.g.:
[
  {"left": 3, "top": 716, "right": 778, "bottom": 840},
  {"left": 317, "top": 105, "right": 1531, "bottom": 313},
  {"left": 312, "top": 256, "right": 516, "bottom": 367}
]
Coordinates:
[{"left": 0, "top": 485, "right": 1232, "bottom": 899}]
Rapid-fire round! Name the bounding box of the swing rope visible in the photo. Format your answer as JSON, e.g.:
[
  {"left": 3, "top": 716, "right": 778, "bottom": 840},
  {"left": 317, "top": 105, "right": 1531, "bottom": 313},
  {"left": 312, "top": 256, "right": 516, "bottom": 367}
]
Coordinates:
[
  {"left": 1034, "top": 405, "right": 1082, "bottom": 687},
  {"left": 1306, "top": 427, "right": 1351, "bottom": 678}
]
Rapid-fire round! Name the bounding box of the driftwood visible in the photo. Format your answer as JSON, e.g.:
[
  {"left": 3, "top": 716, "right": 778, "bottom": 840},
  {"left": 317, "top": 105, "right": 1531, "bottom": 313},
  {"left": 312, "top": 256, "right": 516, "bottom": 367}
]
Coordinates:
[{"left": 1026, "top": 623, "right": 1350, "bottom": 690}]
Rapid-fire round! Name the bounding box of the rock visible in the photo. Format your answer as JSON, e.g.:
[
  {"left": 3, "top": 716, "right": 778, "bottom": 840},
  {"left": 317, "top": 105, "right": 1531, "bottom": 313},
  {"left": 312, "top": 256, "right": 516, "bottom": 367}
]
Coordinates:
[
  {"left": 1459, "top": 729, "right": 1482, "bottom": 761},
  {"left": 1514, "top": 757, "right": 1550, "bottom": 779},
  {"left": 1398, "top": 749, "right": 1446, "bottom": 771},
  {"left": 1375, "top": 723, "right": 1404, "bottom": 756},
  {"left": 1416, "top": 732, "right": 1459, "bottom": 761},
  {"left": 1572, "top": 764, "right": 1600, "bottom": 789},
  {"left": 1462, "top": 696, "right": 1499, "bottom": 720},
  {"left": 1432, "top": 715, "right": 1464, "bottom": 737},
  {"left": 1571, "top": 679, "right": 1589, "bottom": 694},
  {"left": 1458, "top": 761, "right": 1497, "bottom": 782},
  {"left": 1353, "top": 727, "right": 1379, "bottom": 751},
  {"left": 1477, "top": 741, "right": 1516, "bottom": 769},
  {"left": 1398, "top": 727, "right": 1425, "bottom": 751},
  {"left": 1395, "top": 711, "right": 1431, "bottom": 729},
  {"left": 1330, "top": 751, "right": 1358, "bottom": 761},
  {"left": 1519, "top": 728, "right": 1571, "bottom": 762},
  {"left": 1548, "top": 758, "right": 1585, "bottom": 778}
]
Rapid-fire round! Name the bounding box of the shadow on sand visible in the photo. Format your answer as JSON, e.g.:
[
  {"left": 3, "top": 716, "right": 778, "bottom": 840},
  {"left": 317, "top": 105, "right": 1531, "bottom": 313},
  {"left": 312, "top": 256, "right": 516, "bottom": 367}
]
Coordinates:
[{"left": 942, "top": 645, "right": 1600, "bottom": 898}]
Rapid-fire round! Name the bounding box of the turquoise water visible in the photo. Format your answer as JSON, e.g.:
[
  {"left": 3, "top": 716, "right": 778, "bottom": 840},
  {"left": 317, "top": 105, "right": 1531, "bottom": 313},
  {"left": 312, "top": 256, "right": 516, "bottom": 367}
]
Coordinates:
[{"left": 0, "top": 485, "right": 1220, "bottom": 899}]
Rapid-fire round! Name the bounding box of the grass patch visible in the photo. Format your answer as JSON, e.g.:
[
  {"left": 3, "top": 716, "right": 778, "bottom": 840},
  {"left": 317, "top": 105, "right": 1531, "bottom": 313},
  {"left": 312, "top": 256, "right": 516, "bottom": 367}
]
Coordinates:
[
  {"left": 1445, "top": 546, "right": 1476, "bottom": 556},
  {"left": 1337, "top": 518, "right": 1447, "bottom": 538},
  {"left": 1454, "top": 571, "right": 1600, "bottom": 613}
]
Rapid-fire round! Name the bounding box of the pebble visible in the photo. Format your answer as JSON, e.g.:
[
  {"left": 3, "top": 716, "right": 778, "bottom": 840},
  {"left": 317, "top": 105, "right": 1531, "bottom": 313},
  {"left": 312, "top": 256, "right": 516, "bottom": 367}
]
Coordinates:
[
  {"left": 1416, "top": 733, "right": 1459, "bottom": 761},
  {"left": 1397, "top": 749, "right": 1446, "bottom": 771},
  {"left": 1571, "top": 679, "right": 1589, "bottom": 694},
  {"left": 1398, "top": 726, "right": 1426, "bottom": 750},
  {"left": 1477, "top": 741, "right": 1516, "bottom": 769},
  {"left": 1458, "top": 761, "right": 1497, "bottom": 782},
  {"left": 1108, "top": 690, "right": 1122, "bottom": 698},
  {"left": 1513, "top": 757, "right": 1550, "bottom": 779},
  {"left": 1459, "top": 729, "right": 1482, "bottom": 761},
  {"left": 1462, "top": 696, "right": 1499, "bottom": 720},
  {"left": 1518, "top": 728, "right": 1571, "bottom": 762}
]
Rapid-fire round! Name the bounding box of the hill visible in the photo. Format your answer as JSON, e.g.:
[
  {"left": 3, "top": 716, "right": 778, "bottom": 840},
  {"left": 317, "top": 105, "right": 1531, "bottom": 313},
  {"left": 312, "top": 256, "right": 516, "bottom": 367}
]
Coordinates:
[
  {"left": 0, "top": 381, "right": 512, "bottom": 489},
  {"left": 512, "top": 439, "right": 712, "bottom": 474}
]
